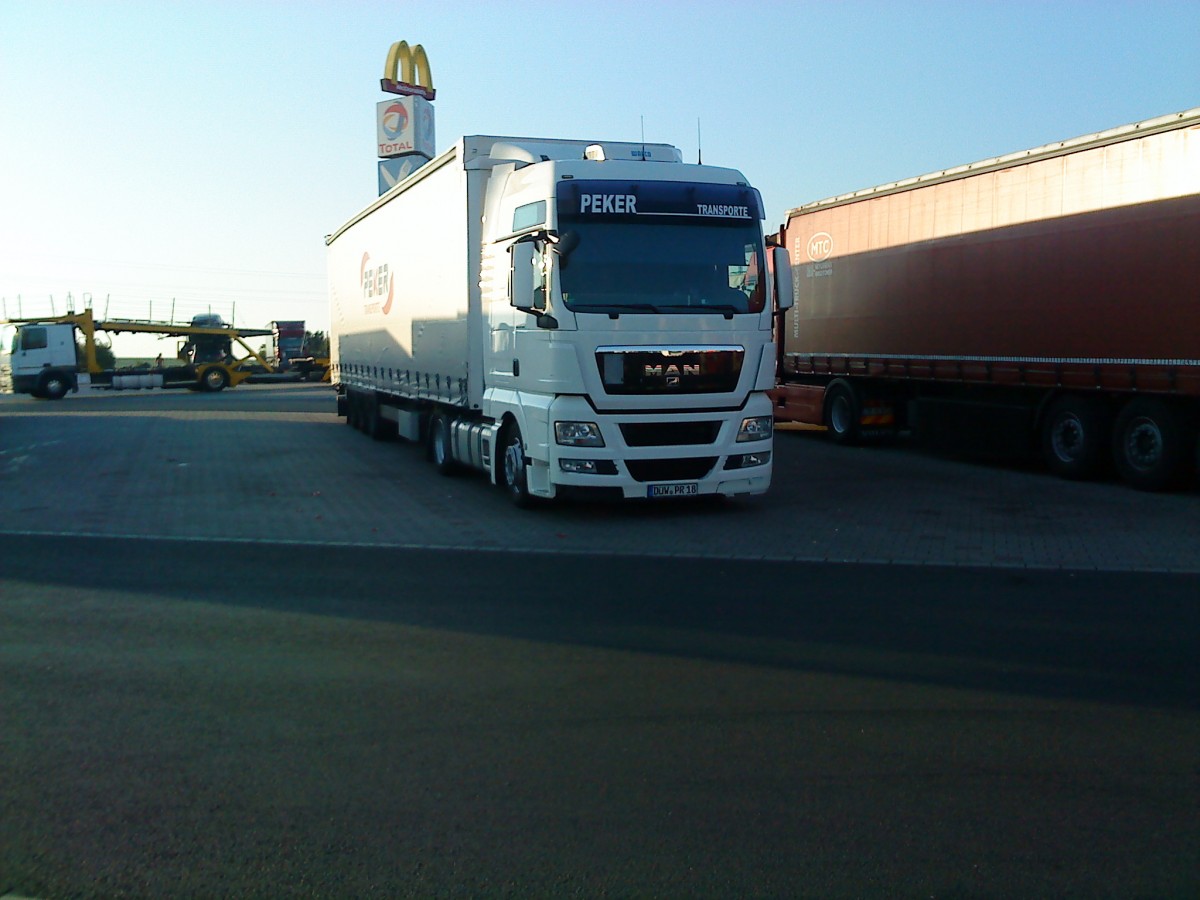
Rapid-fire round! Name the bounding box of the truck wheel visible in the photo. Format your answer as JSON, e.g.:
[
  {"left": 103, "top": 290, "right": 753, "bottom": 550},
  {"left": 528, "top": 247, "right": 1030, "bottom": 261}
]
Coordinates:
[
  {"left": 1112, "top": 397, "right": 1195, "bottom": 491},
  {"left": 429, "top": 415, "right": 457, "bottom": 475},
  {"left": 825, "top": 380, "right": 862, "bottom": 445},
  {"left": 1041, "top": 395, "right": 1112, "bottom": 480},
  {"left": 501, "top": 423, "right": 535, "bottom": 508},
  {"left": 38, "top": 372, "right": 71, "bottom": 401},
  {"left": 202, "top": 367, "right": 229, "bottom": 392}
]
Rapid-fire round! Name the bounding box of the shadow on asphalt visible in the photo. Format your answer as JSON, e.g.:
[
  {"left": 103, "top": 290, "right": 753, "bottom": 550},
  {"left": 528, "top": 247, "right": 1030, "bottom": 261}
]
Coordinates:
[{"left": 3, "top": 533, "right": 1196, "bottom": 711}]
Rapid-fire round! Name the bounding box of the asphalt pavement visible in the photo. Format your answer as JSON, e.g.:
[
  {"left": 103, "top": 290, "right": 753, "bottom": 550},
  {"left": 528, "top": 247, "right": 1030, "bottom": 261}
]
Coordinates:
[{"left": 1, "top": 384, "right": 1197, "bottom": 898}]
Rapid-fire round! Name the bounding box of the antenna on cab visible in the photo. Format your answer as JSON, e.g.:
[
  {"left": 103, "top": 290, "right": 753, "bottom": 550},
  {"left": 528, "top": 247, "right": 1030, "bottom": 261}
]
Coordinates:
[{"left": 697, "top": 118, "right": 703, "bottom": 165}]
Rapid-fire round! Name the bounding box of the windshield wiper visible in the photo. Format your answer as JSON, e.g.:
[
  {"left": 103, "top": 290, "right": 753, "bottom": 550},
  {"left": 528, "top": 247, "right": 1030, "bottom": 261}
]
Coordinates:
[
  {"left": 572, "top": 303, "right": 664, "bottom": 315},
  {"left": 657, "top": 303, "right": 742, "bottom": 318}
]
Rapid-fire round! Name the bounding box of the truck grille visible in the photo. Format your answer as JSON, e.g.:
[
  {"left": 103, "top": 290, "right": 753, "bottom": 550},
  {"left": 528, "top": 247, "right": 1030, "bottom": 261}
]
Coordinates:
[
  {"left": 625, "top": 457, "right": 717, "bottom": 482},
  {"left": 597, "top": 347, "right": 744, "bottom": 395},
  {"left": 619, "top": 421, "right": 721, "bottom": 447}
]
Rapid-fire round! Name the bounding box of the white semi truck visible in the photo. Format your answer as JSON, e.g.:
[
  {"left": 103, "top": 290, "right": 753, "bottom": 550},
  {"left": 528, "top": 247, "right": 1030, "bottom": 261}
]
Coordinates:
[{"left": 327, "top": 135, "right": 793, "bottom": 505}]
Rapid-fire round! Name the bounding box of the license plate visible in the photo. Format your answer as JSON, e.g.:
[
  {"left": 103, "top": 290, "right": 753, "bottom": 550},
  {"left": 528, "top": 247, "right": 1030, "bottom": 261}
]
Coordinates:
[{"left": 648, "top": 482, "right": 699, "bottom": 498}]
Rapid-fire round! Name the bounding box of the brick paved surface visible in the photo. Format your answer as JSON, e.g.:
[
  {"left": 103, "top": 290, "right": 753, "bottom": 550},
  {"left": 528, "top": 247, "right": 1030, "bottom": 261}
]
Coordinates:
[{"left": 2, "top": 382, "right": 1198, "bottom": 572}]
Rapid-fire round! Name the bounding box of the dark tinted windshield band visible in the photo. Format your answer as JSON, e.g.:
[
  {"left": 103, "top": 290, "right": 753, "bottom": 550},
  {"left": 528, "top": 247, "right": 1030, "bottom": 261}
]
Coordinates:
[{"left": 557, "top": 180, "right": 765, "bottom": 223}]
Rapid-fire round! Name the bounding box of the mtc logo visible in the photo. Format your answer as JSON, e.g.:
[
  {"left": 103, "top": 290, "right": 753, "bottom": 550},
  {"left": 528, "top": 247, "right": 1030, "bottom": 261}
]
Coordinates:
[
  {"left": 382, "top": 40, "right": 435, "bottom": 100},
  {"left": 807, "top": 232, "right": 833, "bottom": 262}
]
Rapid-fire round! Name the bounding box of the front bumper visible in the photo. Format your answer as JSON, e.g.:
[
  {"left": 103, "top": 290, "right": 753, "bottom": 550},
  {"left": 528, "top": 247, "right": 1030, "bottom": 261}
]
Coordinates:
[{"left": 536, "top": 394, "right": 774, "bottom": 500}]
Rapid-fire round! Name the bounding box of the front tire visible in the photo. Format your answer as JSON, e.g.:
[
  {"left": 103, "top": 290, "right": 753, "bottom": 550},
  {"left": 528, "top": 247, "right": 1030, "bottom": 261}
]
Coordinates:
[
  {"left": 201, "top": 366, "right": 229, "bottom": 392},
  {"left": 429, "top": 414, "right": 457, "bottom": 475},
  {"left": 501, "top": 423, "right": 535, "bottom": 508},
  {"left": 38, "top": 372, "right": 71, "bottom": 400}
]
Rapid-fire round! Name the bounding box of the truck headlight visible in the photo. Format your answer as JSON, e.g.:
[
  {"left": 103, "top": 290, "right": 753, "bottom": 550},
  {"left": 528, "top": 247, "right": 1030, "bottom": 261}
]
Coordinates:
[
  {"left": 555, "top": 421, "right": 605, "bottom": 447},
  {"left": 736, "top": 415, "right": 773, "bottom": 442}
]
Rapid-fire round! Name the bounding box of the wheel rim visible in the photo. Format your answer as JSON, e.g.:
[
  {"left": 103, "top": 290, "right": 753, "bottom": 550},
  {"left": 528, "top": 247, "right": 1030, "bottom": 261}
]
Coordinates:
[
  {"left": 830, "top": 396, "right": 852, "bottom": 434},
  {"left": 1051, "top": 414, "right": 1084, "bottom": 462},
  {"left": 204, "top": 369, "right": 225, "bottom": 390},
  {"left": 504, "top": 438, "right": 525, "bottom": 493},
  {"left": 433, "top": 421, "right": 448, "bottom": 466},
  {"left": 1124, "top": 419, "right": 1163, "bottom": 471}
]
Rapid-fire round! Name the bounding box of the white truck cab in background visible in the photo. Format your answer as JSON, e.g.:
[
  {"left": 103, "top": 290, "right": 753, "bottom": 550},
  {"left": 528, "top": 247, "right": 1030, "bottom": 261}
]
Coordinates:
[{"left": 327, "top": 135, "right": 792, "bottom": 505}]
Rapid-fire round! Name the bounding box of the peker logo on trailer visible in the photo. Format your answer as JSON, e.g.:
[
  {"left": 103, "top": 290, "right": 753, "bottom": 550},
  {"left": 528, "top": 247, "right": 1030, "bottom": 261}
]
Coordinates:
[{"left": 361, "top": 252, "right": 395, "bottom": 315}]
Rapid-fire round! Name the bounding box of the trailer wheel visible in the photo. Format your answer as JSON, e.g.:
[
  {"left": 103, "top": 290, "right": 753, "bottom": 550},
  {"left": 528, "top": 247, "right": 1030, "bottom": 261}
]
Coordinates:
[
  {"left": 1112, "top": 397, "right": 1195, "bottom": 491},
  {"left": 825, "top": 380, "right": 862, "bottom": 445},
  {"left": 201, "top": 367, "right": 229, "bottom": 392},
  {"left": 500, "top": 423, "right": 535, "bottom": 508},
  {"left": 429, "top": 414, "right": 457, "bottom": 475},
  {"left": 1041, "top": 395, "right": 1112, "bottom": 480}
]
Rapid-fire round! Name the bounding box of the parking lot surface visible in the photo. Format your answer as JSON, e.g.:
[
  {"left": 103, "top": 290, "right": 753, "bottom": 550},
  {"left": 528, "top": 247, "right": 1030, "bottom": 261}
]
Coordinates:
[
  {"left": 3, "top": 383, "right": 1198, "bottom": 899},
  {"left": 1, "top": 383, "right": 1197, "bottom": 572}
]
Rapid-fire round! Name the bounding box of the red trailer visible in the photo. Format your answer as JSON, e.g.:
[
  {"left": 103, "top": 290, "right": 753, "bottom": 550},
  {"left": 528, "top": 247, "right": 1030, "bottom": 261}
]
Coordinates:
[{"left": 771, "top": 107, "right": 1200, "bottom": 490}]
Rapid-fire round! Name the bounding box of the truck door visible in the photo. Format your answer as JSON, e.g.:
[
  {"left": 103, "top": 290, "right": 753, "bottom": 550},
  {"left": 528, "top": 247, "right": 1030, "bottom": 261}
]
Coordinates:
[{"left": 11, "top": 325, "right": 61, "bottom": 376}]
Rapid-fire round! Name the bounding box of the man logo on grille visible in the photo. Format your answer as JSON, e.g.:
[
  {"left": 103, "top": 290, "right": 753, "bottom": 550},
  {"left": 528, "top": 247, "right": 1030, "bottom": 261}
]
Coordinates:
[{"left": 645, "top": 363, "right": 700, "bottom": 386}]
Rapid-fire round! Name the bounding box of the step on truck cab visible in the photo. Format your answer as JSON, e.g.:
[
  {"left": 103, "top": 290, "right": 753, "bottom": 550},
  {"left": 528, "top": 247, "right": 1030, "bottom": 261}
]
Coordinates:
[{"left": 328, "top": 135, "right": 793, "bottom": 504}]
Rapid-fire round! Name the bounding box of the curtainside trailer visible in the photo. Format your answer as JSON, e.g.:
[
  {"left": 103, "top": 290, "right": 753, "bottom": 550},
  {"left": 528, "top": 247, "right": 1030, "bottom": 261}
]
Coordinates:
[{"left": 771, "top": 107, "right": 1200, "bottom": 490}]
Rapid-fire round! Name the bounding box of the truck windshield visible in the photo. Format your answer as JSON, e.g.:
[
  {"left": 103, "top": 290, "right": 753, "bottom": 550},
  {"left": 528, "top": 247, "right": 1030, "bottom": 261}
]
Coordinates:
[
  {"left": 556, "top": 223, "right": 765, "bottom": 314},
  {"left": 554, "top": 179, "right": 766, "bottom": 315}
]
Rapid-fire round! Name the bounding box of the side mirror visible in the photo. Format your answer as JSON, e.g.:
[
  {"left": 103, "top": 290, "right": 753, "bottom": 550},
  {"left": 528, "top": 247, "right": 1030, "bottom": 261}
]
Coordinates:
[
  {"left": 509, "top": 241, "right": 547, "bottom": 314},
  {"left": 771, "top": 246, "right": 794, "bottom": 312}
]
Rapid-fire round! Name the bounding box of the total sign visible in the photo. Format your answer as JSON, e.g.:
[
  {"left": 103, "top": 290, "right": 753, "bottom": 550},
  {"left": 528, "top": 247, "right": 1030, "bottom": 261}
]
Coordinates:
[{"left": 377, "top": 95, "right": 435, "bottom": 159}]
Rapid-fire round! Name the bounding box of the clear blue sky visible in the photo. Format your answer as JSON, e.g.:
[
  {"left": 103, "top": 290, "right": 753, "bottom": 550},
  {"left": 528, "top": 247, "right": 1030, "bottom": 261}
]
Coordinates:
[{"left": 1, "top": 0, "right": 1197, "bottom": 347}]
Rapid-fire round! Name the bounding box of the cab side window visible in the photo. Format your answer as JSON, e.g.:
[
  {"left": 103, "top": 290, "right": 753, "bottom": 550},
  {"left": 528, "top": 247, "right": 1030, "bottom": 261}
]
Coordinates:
[
  {"left": 513, "top": 201, "right": 546, "bottom": 233},
  {"left": 21, "top": 327, "right": 48, "bottom": 351}
]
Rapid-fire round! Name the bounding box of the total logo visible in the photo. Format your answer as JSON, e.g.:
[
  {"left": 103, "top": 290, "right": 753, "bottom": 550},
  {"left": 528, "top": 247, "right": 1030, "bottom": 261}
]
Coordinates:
[
  {"left": 380, "top": 102, "right": 409, "bottom": 141},
  {"left": 361, "top": 252, "right": 394, "bottom": 314}
]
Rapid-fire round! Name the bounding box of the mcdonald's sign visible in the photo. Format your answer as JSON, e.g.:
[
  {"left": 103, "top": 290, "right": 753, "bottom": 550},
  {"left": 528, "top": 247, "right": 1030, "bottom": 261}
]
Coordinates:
[{"left": 381, "top": 40, "right": 435, "bottom": 100}]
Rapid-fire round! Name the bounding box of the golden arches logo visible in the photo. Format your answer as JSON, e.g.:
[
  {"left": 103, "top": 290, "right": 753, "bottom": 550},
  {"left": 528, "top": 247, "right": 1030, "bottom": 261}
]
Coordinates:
[{"left": 382, "top": 41, "right": 435, "bottom": 100}]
